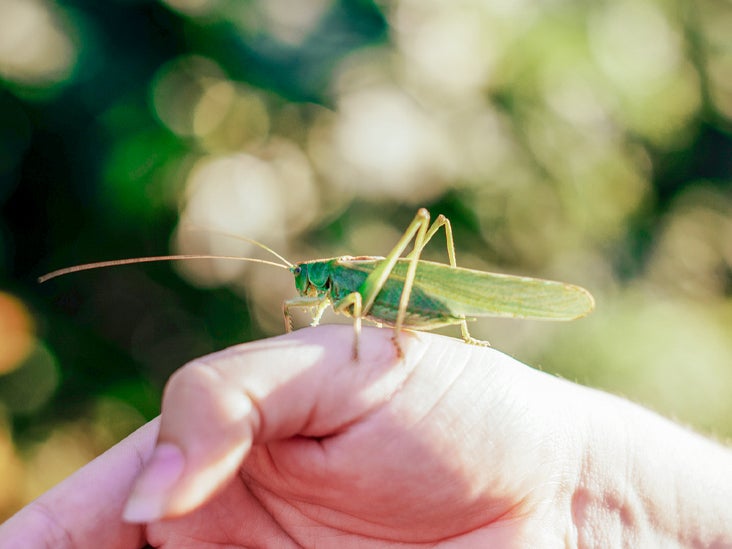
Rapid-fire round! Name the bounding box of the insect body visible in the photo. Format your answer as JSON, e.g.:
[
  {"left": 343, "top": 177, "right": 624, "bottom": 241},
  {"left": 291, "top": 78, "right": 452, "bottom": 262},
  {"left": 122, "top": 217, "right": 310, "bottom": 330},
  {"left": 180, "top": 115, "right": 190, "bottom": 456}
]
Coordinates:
[
  {"left": 282, "top": 208, "right": 593, "bottom": 358},
  {"left": 291, "top": 257, "right": 465, "bottom": 330},
  {"left": 291, "top": 257, "right": 593, "bottom": 327},
  {"left": 40, "top": 209, "right": 594, "bottom": 360}
]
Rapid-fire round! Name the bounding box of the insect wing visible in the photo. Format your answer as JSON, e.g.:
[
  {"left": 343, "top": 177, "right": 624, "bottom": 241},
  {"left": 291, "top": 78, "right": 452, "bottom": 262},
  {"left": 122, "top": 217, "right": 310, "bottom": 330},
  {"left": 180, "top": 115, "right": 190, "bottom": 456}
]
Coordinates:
[{"left": 349, "top": 259, "right": 594, "bottom": 320}]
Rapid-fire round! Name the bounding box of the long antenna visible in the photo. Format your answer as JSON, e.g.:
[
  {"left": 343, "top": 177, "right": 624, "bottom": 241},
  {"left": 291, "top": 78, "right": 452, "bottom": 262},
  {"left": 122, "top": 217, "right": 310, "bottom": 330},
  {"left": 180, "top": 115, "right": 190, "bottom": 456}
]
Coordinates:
[
  {"left": 180, "top": 225, "right": 294, "bottom": 268},
  {"left": 38, "top": 254, "right": 289, "bottom": 283}
]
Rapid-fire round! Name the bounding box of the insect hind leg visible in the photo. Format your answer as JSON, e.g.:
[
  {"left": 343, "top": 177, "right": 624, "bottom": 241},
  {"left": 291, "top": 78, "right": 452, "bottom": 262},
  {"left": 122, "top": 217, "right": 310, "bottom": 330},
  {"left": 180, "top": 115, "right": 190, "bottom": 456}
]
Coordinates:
[
  {"left": 358, "top": 209, "right": 461, "bottom": 359},
  {"left": 415, "top": 217, "right": 491, "bottom": 349},
  {"left": 406, "top": 213, "right": 457, "bottom": 267}
]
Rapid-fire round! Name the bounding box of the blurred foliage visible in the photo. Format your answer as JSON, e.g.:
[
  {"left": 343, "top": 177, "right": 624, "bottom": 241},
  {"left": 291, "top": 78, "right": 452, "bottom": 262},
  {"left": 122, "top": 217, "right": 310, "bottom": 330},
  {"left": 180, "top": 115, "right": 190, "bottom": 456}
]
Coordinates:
[{"left": 1, "top": 0, "right": 732, "bottom": 520}]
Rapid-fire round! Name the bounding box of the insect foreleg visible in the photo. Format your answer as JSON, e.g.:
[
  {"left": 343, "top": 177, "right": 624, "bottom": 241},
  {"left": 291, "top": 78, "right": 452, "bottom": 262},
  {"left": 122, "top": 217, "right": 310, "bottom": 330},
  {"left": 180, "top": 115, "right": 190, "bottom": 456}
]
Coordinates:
[
  {"left": 310, "top": 299, "right": 331, "bottom": 327},
  {"left": 283, "top": 296, "right": 329, "bottom": 333}
]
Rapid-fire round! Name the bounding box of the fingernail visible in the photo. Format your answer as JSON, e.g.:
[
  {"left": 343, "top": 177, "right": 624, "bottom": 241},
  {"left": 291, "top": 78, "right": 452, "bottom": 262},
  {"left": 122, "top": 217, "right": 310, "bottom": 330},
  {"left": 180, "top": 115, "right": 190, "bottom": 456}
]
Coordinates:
[{"left": 123, "top": 443, "right": 185, "bottom": 523}]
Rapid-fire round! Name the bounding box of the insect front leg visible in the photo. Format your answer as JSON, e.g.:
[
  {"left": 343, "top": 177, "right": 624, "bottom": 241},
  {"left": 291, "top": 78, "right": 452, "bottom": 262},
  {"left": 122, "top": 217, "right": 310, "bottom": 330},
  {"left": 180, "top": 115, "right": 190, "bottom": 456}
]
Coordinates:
[
  {"left": 310, "top": 299, "right": 331, "bottom": 327},
  {"left": 283, "top": 296, "right": 330, "bottom": 333}
]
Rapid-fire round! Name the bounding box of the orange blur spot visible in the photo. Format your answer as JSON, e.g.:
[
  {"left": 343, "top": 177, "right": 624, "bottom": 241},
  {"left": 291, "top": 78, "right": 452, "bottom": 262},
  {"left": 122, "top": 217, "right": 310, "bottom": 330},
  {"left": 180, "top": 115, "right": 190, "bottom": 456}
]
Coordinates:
[{"left": 0, "top": 292, "right": 34, "bottom": 374}]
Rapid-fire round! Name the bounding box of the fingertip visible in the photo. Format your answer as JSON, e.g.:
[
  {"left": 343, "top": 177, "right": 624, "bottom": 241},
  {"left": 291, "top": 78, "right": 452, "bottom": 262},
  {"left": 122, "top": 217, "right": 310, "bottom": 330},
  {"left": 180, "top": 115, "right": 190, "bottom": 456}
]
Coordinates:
[{"left": 123, "top": 442, "right": 185, "bottom": 523}]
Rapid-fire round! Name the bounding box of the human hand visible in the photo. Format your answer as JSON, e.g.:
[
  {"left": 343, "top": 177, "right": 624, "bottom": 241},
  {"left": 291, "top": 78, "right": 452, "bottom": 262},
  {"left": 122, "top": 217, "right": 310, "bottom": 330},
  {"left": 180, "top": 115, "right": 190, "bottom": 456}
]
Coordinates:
[
  {"left": 124, "top": 324, "right": 586, "bottom": 547},
  {"left": 2, "top": 325, "right": 731, "bottom": 548}
]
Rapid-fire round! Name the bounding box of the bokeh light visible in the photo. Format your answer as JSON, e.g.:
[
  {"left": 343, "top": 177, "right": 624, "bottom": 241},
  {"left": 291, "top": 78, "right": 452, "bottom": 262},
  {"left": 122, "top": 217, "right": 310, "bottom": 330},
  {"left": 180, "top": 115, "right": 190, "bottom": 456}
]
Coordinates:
[
  {"left": 0, "top": 0, "right": 78, "bottom": 90},
  {"left": 0, "top": 292, "right": 33, "bottom": 374}
]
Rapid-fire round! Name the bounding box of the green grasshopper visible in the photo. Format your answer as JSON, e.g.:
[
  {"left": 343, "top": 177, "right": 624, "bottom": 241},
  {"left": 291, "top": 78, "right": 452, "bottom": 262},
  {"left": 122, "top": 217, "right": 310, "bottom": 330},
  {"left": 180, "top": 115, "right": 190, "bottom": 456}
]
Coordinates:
[{"left": 40, "top": 209, "right": 595, "bottom": 359}]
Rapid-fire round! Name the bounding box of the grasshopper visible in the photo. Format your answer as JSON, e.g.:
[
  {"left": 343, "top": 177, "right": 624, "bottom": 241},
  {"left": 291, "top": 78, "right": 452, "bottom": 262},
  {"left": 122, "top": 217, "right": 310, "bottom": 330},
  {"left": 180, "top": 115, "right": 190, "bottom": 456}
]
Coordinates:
[{"left": 40, "top": 209, "right": 595, "bottom": 359}]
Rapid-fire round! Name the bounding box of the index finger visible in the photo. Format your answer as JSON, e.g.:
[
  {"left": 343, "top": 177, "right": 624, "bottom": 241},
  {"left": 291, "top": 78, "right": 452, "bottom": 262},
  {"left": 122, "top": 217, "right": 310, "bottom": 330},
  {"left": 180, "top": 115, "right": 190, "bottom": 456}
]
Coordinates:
[{"left": 123, "top": 325, "right": 412, "bottom": 522}]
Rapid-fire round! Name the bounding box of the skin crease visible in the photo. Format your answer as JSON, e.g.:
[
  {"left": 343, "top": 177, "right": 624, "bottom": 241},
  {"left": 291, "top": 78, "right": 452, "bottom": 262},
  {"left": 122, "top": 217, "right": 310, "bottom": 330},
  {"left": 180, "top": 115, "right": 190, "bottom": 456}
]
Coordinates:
[{"left": 1, "top": 325, "right": 731, "bottom": 548}]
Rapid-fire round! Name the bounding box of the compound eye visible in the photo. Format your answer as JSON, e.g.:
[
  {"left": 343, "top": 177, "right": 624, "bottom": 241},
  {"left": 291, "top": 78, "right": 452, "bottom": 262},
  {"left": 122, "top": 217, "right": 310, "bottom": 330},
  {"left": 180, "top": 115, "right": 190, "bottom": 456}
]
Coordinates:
[{"left": 293, "top": 266, "right": 302, "bottom": 275}]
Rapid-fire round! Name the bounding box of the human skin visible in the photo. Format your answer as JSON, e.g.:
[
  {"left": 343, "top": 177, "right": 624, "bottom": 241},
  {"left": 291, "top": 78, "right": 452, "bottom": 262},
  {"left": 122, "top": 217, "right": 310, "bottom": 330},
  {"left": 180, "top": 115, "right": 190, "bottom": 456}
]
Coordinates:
[{"left": 1, "top": 325, "right": 731, "bottom": 548}]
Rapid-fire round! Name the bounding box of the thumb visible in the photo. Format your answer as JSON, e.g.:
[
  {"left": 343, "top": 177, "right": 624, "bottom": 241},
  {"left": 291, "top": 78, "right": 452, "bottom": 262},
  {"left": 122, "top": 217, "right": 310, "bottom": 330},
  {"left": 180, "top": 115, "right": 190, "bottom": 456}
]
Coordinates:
[{"left": 122, "top": 325, "right": 410, "bottom": 522}]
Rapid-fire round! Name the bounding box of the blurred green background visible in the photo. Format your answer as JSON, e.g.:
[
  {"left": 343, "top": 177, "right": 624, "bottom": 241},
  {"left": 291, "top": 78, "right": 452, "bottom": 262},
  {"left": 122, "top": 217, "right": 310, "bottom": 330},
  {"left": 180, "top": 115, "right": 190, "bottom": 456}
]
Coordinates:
[{"left": 2, "top": 0, "right": 732, "bottom": 519}]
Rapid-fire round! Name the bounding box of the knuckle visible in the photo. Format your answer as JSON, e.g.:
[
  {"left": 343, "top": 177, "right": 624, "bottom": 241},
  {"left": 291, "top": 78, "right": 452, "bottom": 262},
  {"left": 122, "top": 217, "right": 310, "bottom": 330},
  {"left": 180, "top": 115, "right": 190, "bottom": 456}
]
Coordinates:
[{"left": 164, "top": 359, "right": 224, "bottom": 401}]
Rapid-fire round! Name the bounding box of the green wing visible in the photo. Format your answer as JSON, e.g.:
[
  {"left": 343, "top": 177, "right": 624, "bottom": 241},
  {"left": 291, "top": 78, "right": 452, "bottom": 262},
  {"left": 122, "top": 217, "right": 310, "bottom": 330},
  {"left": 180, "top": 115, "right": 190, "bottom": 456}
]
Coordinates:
[{"left": 349, "top": 258, "right": 594, "bottom": 320}]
